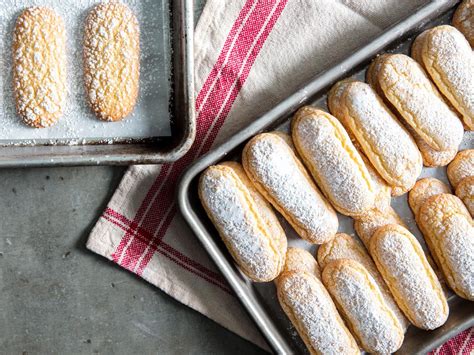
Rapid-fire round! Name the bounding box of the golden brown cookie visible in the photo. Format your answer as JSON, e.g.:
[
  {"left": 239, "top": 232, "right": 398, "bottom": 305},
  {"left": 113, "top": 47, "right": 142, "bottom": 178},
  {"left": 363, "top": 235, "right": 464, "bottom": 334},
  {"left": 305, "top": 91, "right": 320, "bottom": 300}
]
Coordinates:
[
  {"left": 456, "top": 176, "right": 474, "bottom": 216},
  {"left": 419, "top": 25, "right": 474, "bottom": 130},
  {"left": 447, "top": 149, "right": 474, "bottom": 188},
  {"left": 417, "top": 193, "right": 474, "bottom": 300},
  {"left": 408, "top": 177, "right": 451, "bottom": 218},
  {"left": 281, "top": 247, "right": 321, "bottom": 279},
  {"left": 13, "top": 7, "right": 66, "bottom": 128},
  {"left": 354, "top": 206, "right": 406, "bottom": 248},
  {"left": 84, "top": 3, "right": 140, "bottom": 121},
  {"left": 377, "top": 54, "right": 463, "bottom": 152},
  {"left": 367, "top": 54, "right": 457, "bottom": 167}
]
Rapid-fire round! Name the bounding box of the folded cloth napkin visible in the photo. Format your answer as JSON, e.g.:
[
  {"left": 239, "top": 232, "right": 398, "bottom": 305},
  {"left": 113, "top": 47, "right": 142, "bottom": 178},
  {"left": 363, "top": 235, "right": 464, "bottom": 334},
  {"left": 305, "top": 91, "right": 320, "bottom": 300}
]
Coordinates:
[{"left": 87, "top": 0, "right": 473, "bottom": 352}]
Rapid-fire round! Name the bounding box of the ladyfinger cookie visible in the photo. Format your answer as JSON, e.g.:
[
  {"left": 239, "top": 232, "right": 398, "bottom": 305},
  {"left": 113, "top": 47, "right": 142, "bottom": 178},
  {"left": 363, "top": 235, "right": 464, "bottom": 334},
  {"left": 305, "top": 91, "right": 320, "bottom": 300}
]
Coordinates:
[
  {"left": 317, "top": 233, "right": 408, "bottom": 330},
  {"left": 361, "top": 154, "right": 392, "bottom": 211},
  {"left": 447, "top": 149, "right": 474, "bottom": 188},
  {"left": 327, "top": 78, "right": 357, "bottom": 120},
  {"left": 282, "top": 247, "right": 320, "bottom": 279},
  {"left": 13, "top": 7, "right": 66, "bottom": 128},
  {"left": 418, "top": 193, "right": 474, "bottom": 300},
  {"left": 271, "top": 131, "right": 295, "bottom": 151},
  {"left": 406, "top": 126, "right": 458, "bottom": 167},
  {"left": 354, "top": 207, "right": 406, "bottom": 248},
  {"left": 322, "top": 259, "right": 404, "bottom": 353},
  {"left": 242, "top": 133, "right": 338, "bottom": 244},
  {"left": 84, "top": 3, "right": 140, "bottom": 121},
  {"left": 411, "top": 30, "right": 429, "bottom": 66},
  {"left": 456, "top": 176, "right": 474, "bottom": 216},
  {"left": 199, "top": 162, "right": 287, "bottom": 282},
  {"left": 377, "top": 54, "right": 463, "bottom": 152},
  {"left": 412, "top": 27, "right": 467, "bottom": 122},
  {"left": 370, "top": 225, "right": 449, "bottom": 330},
  {"left": 419, "top": 25, "right": 474, "bottom": 130},
  {"left": 329, "top": 80, "right": 423, "bottom": 195},
  {"left": 408, "top": 178, "right": 454, "bottom": 272},
  {"left": 277, "top": 269, "right": 359, "bottom": 354},
  {"left": 292, "top": 107, "right": 376, "bottom": 216},
  {"left": 367, "top": 55, "right": 457, "bottom": 167},
  {"left": 409, "top": 177, "right": 451, "bottom": 218},
  {"left": 453, "top": 0, "right": 474, "bottom": 47},
  {"left": 365, "top": 54, "right": 389, "bottom": 97}
]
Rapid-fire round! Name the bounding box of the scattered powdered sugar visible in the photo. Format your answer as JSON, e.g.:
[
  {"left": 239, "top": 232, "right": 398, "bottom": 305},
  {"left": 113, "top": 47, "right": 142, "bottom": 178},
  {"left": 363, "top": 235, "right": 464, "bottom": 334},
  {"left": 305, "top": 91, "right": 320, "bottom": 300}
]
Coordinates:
[
  {"left": 327, "top": 262, "right": 403, "bottom": 353},
  {"left": 246, "top": 135, "right": 338, "bottom": 243},
  {"left": 424, "top": 26, "right": 474, "bottom": 129},
  {"left": 0, "top": 0, "right": 171, "bottom": 145},
  {"left": 294, "top": 111, "right": 375, "bottom": 216},
  {"left": 344, "top": 82, "right": 422, "bottom": 189},
  {"left": 278, "top": 273, "right": 358, "bottom": 354},
  {"left": 374, "top": 230, "right": 447, "bottom": 329},
  {"left": 200, "top": 167, "right": 280, "bottom": 281},
  {"left": 379, "top": 54, "right": 464, "bottom": 151}
]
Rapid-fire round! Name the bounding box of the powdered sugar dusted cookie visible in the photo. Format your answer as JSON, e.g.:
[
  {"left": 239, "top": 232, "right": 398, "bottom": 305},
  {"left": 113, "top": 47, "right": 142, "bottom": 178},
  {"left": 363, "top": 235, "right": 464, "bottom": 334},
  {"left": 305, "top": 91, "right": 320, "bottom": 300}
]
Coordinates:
[
  {"left": 418, "top": 194, "right": 474, "bottom": 300},
  {"left": 370, "top": 225, "right": 449, "bottom": 330},
  {"left": 420, "top": 26, "right": 474, "bottom": 130},
  {"left": 276, "top": 253, "right": 359, "bottom": 354},
  {"left": 84, "top": 2, "right": 140, "bottom": 121},
  {"left": 377, "top": 54, "right": 463, "bottom": 152},
  {"left": 242, "top": 133, "right": 339, "bottom": 244},
  {"left": 367, "top": 54, "right": 457, "bottom": 167},
  {"left": 13, "top": 7, "right": 66, "bottom": 128},
  {"left": 322, "top": 259, "right": 404, "bottom": 353},
  {"left": 292, "top": 106, "right": 376, "bottom": 217},
  {"left": 199, "top": 162, "right": 287, "bottom": 282},
  {"left": 328, "top": 80, "right": 423, "bottom": 195}
]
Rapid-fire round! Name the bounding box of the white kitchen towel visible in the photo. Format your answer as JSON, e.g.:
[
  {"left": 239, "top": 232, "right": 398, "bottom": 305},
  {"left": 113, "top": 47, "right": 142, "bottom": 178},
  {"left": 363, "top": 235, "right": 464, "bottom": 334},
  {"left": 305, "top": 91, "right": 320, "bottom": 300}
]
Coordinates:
[{"left": 86, "top": 0, "right": 473, "bottom": 352}]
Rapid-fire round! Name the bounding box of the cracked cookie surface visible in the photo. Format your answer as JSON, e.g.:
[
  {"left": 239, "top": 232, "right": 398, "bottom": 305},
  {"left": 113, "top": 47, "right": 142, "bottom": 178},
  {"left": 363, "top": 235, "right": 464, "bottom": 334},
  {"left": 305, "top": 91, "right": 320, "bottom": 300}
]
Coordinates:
[
  {"left": 13, "top": 7, "right": 66, "bottom": 128},
  {"left": 84, "top": 3, "right": 140, "bottom": 121}
]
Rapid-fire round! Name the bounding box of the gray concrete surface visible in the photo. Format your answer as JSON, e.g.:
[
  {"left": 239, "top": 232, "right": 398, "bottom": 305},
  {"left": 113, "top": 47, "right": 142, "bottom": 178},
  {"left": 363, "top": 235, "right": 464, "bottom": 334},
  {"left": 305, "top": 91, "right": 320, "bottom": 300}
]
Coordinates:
[
  {"left": 0, "top": 167, "right": 262, "bottom": 354},
  {"left": 0, "top": 1, "right": 262, "bottom": 354}
]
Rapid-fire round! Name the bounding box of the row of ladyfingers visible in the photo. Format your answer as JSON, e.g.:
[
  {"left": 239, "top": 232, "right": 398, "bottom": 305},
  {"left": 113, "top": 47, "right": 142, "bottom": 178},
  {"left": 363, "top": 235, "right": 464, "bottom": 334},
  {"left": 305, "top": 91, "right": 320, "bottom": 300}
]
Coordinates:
[
  {"left": 13, "top": 3, "right": 139, "bottom": 128},
  {"left": 198, "top": 3, "right": 473, "bottom": 352},
  {"left": 200, "top": 138, "right": 473, "bottom": 354}
]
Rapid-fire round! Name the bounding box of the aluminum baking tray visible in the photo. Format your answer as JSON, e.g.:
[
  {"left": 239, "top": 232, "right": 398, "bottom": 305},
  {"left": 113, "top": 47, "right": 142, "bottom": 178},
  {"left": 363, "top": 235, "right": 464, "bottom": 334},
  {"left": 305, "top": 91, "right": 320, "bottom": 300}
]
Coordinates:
[
  {"left": 178, "top": 1, "right": 474, "bottom": 354},
  {"left": 0, "top": 0, "right": 195, "bottom": 167}
]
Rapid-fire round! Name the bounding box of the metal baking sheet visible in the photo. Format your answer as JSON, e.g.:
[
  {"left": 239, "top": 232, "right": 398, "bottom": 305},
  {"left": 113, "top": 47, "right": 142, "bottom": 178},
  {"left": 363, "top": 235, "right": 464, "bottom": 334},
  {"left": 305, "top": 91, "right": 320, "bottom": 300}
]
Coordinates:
[
  {"left": 0, "top": 0, "right": 195, "bottom": 166},
  {"left": 178, "top": 1, "right": 474, "bottom": 354}
]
